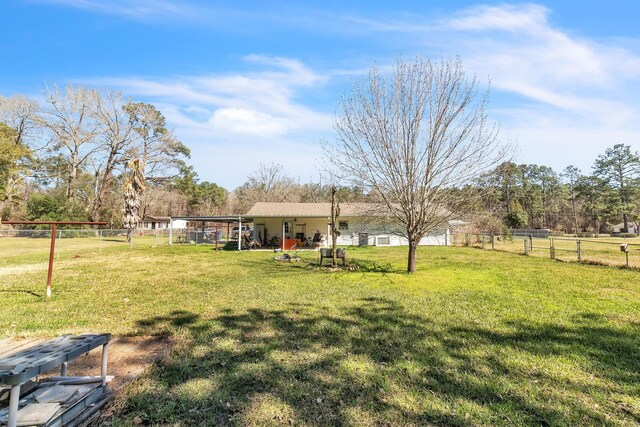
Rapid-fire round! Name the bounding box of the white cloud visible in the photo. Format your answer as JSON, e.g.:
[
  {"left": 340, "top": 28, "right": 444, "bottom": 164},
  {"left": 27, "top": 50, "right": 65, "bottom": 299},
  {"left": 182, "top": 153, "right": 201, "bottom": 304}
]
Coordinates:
[
  {"left": 429, "top": 3, "right": 640, "bottom": 171},
  {"left": 208, "top": 108, "right": 288, "bottom": 137},
  {"left": 30, "top": 0, "right": 200, "bottom": 21},
  {"left": 76, "top": 56, "right": 332, "bottom": 188},
  {"left": 65, "top": 3, "right": 640, "bottom": 185},
  {"left": 448, "top": 4, "right": 550, "bottom": 33}
]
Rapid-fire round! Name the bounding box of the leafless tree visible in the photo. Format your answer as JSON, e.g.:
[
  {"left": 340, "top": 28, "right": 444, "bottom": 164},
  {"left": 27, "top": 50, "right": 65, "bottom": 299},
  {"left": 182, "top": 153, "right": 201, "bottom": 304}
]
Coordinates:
[
  {"left": 39, "top": 86, "right": 100, "bottom": 200},
  {"left": 89, "top": 90, "right": 137, "bottom": 221},
  {"left": 233, "top": 163, "right": 296, "bottom": 212},
  {"left": 0, "top": 95, "right": 40, "bottom": 147},
  {"left": 326, "top": 56, "right": 507, "bottom": 273}
]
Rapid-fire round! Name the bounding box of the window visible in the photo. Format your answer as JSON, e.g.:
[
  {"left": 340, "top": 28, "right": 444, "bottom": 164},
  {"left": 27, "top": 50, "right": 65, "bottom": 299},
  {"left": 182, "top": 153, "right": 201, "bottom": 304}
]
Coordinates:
[
  {"left": 376, "top": 236, "right": 391, "bottom": 246},
  {"left": 283, "top": 221, "right": 291, "bottom": 233},
  {"left": 338, "top": 221, "right": 349, "bottom": 231}
]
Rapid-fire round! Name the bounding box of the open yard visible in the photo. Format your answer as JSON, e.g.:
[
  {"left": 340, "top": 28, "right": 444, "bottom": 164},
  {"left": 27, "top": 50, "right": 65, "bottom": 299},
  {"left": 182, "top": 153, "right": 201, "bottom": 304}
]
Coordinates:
[
  {"left": 1, "top": 245, "right": 639, "bottom": 426},
  {"left": 458, "top": 235, "right": 640, "bottom": 269}
]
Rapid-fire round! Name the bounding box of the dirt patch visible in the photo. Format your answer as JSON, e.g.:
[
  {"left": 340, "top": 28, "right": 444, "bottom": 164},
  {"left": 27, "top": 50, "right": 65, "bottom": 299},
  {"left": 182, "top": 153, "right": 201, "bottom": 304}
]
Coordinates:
[
  {"left": 62, "top": 336, "right": 170, "bottom": 392},
  {"left": 0, "top": 335, "right": 171, "bottom": 410}
]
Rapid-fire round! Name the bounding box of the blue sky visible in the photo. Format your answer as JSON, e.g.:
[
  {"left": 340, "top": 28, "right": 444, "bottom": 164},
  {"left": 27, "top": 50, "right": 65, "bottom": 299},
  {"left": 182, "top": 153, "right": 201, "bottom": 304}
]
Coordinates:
[{"left": 2, "top": 1, "right": 640, "bottom": 189}]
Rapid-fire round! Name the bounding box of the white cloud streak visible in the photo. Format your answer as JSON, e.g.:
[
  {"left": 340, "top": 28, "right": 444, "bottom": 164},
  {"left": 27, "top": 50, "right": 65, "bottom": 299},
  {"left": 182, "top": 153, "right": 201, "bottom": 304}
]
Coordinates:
[
  {"left": 76, "top": 56, "right": 332, "bottom": 188},
  {"left": 30, "top": 0, "right": 201, "bottom": 21},
  {"left": 61, "top": 2, "right": 640, "bottom": 184}
]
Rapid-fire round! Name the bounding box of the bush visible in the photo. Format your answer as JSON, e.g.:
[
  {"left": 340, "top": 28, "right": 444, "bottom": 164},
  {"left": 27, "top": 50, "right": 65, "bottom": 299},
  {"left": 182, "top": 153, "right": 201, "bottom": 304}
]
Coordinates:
[{"left": 611, "top": 233, "right": 638, "bottom": 238}]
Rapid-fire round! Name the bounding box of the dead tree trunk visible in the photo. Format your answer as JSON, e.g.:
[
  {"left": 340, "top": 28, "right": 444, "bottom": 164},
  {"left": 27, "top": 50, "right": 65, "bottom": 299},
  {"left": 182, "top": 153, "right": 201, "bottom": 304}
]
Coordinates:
[
  {"left": 330, "top": 185, "right": 340, "bottom": 268},
  {"left": 407, "top": 237, "right": 418, "bottom": 273}
]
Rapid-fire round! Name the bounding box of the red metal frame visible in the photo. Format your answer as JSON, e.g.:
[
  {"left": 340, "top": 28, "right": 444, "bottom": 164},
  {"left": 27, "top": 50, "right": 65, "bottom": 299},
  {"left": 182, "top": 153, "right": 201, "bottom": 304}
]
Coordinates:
[{"left": 2, "top": 221, "right": 107, "bottom": 298}]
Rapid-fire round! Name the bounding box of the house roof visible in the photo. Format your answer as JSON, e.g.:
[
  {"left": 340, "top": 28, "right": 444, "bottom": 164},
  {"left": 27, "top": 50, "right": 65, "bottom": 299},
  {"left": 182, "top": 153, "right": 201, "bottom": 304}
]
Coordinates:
[
  {"left": 613, "top": 221, "right": 638, "bottom": 228},
  {"left": 246, "top": 202, "right": 391, "bottom": 218},
  {"left": 245, "top": 202, "right": 453, "bottom": 219},
  {"left": 142, "top": 216, "right": 170, "bottom": 221}
]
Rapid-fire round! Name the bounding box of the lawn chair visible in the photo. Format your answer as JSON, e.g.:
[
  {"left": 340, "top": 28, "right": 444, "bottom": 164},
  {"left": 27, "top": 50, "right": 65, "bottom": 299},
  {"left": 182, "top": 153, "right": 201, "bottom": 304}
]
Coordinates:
[
  {"left": 243, "top": 233, "right": 261, "bottom": 250},
  {"left": 319, "top": 248, "right": 346, "bottom": 266}
]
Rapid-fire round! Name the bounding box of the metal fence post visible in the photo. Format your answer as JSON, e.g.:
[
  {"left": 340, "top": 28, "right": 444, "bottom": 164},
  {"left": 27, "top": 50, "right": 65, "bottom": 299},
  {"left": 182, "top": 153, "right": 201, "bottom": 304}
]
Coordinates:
[
  {"left": 524, "top": 237, "right": 528, "bottom": 254},
  {"left": 529, "top": 236, "right": 533, "bottom": 252},
  {"left": 491, "top": 231, "right": 495, "bottom": 250},
  {"left": 481, "top": 233, "right": 485, "bottom": 249},
  {"left": 550, "top": 238, "right": 555, "bottom": 260},
  {"left": 99, "top": 230, "right": 102, "bottom": 254},
  {"left": 577, "top": 240, "right": 581, "bottom": 261}
]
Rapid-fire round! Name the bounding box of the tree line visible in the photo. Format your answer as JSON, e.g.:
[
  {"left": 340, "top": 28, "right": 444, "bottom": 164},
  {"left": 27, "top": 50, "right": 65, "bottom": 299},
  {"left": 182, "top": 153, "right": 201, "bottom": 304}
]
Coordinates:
[
  {"left": 473, "top": 144, "right": 640, "bottom": 234},
  {"left": 0, "top": 86, "right": 228, "bottom": 226},
  {"left": 2, "top": 84, "right": 638, "bottom": 238}
]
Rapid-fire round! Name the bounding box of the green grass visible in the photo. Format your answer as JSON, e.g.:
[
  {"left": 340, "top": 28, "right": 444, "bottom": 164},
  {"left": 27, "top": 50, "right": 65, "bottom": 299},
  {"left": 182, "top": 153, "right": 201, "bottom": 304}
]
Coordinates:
[
  {"left": 1, "top": 246, "right": 639, "bottom": 426},
  {"left": 462, "top": 235, "right": 640, "bottom": 269},
  {"left": 0, "top": 234, "right": 165, "bottom": 267}
]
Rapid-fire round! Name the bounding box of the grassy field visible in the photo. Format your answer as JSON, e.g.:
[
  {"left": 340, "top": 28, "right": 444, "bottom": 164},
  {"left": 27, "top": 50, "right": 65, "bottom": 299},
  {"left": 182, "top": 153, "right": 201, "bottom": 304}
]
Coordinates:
[
  {"left": 1, "top": 245, "right": 639, "bottom": 426},
  {"left": 0, "top": 232, "right": 166, "bottom": 267},
  {"left": 457, "top": 235, "right": 640, "bottom": 269}
]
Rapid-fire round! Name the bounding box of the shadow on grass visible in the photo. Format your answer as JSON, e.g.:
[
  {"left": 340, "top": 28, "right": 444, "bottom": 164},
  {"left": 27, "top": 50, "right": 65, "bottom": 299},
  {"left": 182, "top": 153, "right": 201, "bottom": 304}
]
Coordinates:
[
  {"left": 0, "top": 289, "right": 42, "bottom": 297},
  {"left": 114, "top": 300, "right": 639, "bottom": 426},
  {"left": 348, "top": 258, "right": 397, "bottom": 273}
]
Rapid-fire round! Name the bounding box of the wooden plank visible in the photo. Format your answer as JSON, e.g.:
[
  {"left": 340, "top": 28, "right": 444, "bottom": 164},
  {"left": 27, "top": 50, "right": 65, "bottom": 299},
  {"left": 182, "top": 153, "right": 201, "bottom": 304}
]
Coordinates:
[{"left": 15, "top": 402, "right": 60, "bottom": 426}]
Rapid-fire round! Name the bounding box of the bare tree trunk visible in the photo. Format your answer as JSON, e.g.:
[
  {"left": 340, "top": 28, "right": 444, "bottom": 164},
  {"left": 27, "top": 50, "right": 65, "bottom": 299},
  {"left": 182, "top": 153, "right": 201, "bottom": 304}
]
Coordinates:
[
  {"left": 330, "top": 185, "right": 340, "bottom": 268},
  {"left": 407, "top": 238, "right": 418, "bottom": 273},
  {"left": 67, "top": 152, "right": 78, "bottom": 199}
]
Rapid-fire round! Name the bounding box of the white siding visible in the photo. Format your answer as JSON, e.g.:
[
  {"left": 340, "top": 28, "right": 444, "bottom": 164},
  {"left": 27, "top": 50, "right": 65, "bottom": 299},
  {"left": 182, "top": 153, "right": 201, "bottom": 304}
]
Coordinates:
[
  {"left": 172, "top": 220, "right": 187, "bottom": 229},
  {"left": 331, "top": 218, "right": 449, "bottom": 246},
  {"left": 249, "top": 216, "right": 449, "bottom": 247}
]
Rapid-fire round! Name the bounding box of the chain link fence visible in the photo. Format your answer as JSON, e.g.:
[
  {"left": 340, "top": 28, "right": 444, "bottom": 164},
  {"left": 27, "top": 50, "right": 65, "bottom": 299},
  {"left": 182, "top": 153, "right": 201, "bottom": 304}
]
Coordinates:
[
  {"left": 0, "top": 228, "right": 171, "bottom": 266},
  {"left": 451, "top": 232, "right": 640, "bottom": 269}
]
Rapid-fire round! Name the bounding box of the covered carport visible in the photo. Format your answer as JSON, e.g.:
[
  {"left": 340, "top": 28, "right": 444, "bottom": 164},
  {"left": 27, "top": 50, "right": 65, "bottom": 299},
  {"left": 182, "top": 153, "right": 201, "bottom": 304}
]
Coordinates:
[{"left": 168, "top": 215, "right": 253, "bottom": 251}]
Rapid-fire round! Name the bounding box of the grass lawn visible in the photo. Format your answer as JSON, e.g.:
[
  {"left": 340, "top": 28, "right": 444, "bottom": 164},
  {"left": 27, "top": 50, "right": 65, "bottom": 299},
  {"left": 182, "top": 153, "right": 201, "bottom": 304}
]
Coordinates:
[
  {"left": 0, "top": 233, "right": 164, "bottom": 267},
  {"left": 464, "top": 235, "right": 640, "bottom": 269},
  {"left": 1, "top": 245, "right": 639, "bottom": 425}
]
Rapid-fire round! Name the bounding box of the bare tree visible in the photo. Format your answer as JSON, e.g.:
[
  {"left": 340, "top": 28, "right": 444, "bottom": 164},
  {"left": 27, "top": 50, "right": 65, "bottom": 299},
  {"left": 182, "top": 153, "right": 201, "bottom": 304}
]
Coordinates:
[
  {"left": 233, "top": 163, "right": 296, "bottom": 212},
  {"left": 89, "top": 90, "right": 137, "bottom": 221},
  {"left": 326, "top": 56, "right": 506, "bottom": 273},
  {"left": 40, "top": 86, "right": 100, "bottom": 200}
]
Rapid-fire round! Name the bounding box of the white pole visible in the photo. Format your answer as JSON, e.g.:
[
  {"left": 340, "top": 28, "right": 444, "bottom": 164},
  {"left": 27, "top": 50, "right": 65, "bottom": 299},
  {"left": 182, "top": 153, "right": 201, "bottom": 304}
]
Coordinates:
[
  {"left": 282, "top": 220, "right": 286, "bottom": 250},
  {"left": 238, "top": 217, "right": 242, "bottom": 251},
  {"left": 56, "top": 229, "right": 61, "bottom": 258},
  {"left": 327, "top": 220, "right": 331, "bottom": 248},
  {"left": 169, "top": 218, "right": 173, "bottom": 245}
]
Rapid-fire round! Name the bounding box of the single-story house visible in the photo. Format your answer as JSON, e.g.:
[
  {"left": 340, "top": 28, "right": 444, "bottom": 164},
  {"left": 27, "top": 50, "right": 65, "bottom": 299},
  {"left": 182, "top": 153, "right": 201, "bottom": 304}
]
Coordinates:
[
  {"left": 142, "top": 216, "right": 186, "bottom": 230},
  {"left": 245, "top": 202, "right": 451, "bottom": 248},
  {"left": 612, "top": 221, "right": 639, "bottom": 234}
]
